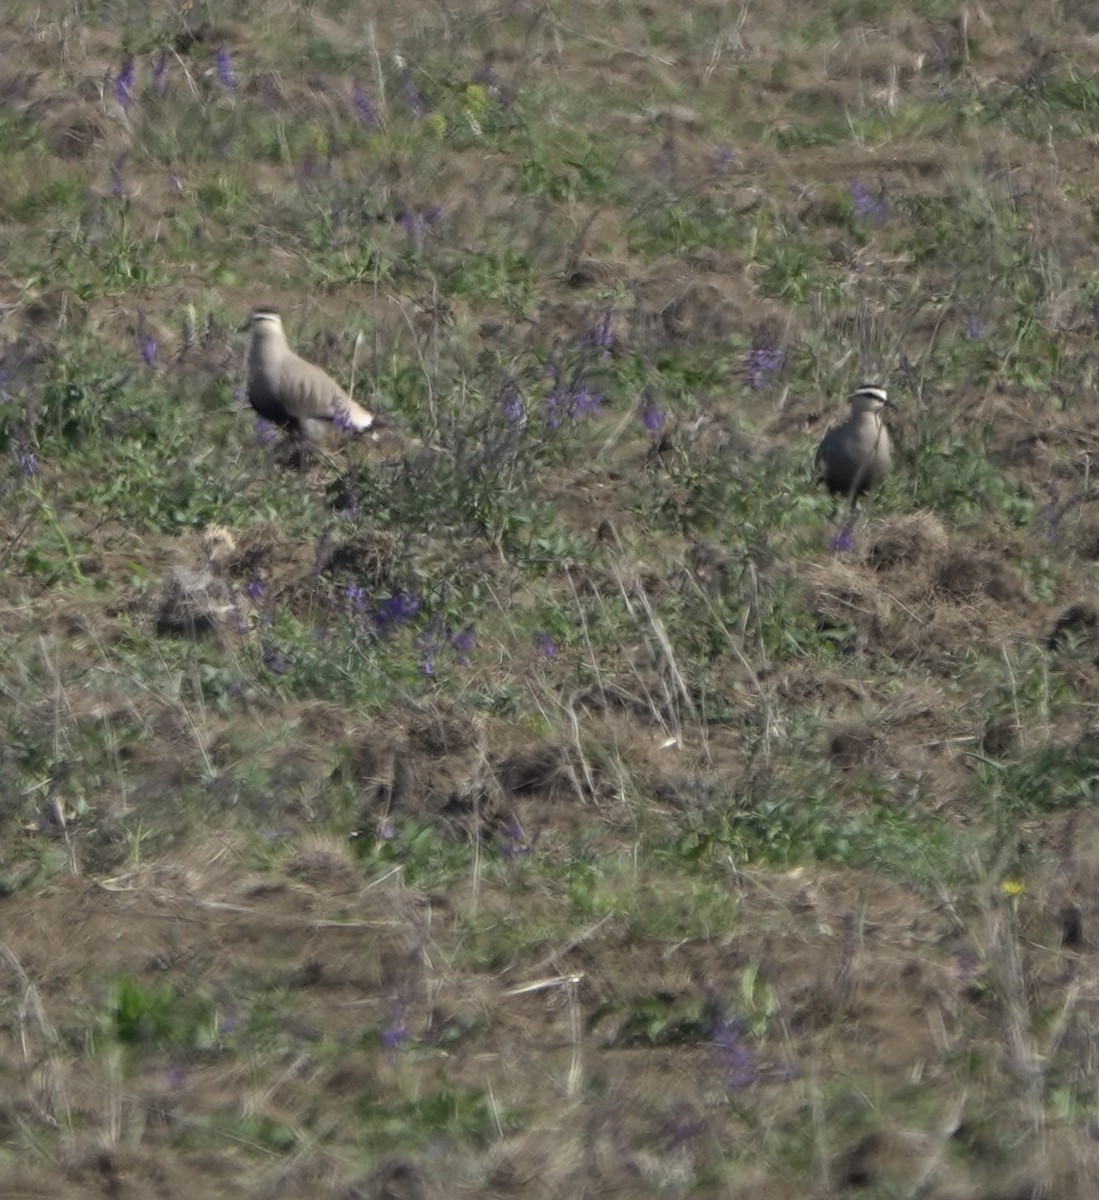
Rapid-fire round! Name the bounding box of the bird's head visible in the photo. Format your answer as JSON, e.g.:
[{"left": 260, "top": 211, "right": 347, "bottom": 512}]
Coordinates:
[
  {"left": 240, "top": 308, "right": 284, "bottom": 335},
  {"left": 849, "top": 384, "right": 892, "bottom": 414}
]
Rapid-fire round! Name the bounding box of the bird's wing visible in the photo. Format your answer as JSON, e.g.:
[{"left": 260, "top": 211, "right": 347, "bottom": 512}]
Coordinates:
[
  {"left": 815, "top": 426, "right": 841, "bottom": 476},
  {"left": 281, "top": 355, "right": 373, "bottom": 429}
]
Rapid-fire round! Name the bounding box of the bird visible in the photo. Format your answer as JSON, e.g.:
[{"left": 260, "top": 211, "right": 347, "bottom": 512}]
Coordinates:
[
  {"left": 242, "top": 308, "right": 375, "bottom": 450},
  {"left": 815, "top": 384, "right": 893, "bottom": 506}
]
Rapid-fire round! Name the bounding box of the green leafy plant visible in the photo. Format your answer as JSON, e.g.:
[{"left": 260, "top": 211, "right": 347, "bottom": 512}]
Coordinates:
[{"left": 105, "top": 978, "right": 217, "bottom": 1050}]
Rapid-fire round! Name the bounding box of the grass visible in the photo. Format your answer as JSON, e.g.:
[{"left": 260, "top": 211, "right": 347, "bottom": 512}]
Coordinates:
[{"left": 2, "top": 0, "right": 1099, "bottom": 1196}]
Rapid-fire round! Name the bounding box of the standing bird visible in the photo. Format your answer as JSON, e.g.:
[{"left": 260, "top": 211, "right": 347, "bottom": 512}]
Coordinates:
[
  {"left": 242, "top": 308, "right": 375, "bottom": 450},
  {"left": 815, "top": 384, "right": 893, "bottom": 507}
]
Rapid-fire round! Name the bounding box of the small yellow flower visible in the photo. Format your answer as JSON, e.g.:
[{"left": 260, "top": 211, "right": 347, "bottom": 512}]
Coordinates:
[
  {"left": 308, "top": 128, "right": 329, "bottom": 159},
  {"left": 462, "top": 83, "right": 489, "bottom": 117},
  {"left": 1000, "top": 878, "right": 1025, "bottom": 898}
]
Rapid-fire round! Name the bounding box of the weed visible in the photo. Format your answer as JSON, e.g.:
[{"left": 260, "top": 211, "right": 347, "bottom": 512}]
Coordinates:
[
  {"left": 103, "top": 978, "right": 217, "bottom": 1052},
  {"left": 2, "top": 2, "right": 1099, "bottom": 1196}
]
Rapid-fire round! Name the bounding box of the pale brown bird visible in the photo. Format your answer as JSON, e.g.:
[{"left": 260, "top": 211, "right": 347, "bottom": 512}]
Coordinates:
[
  {"left": 242, "top": 309, "right": 374, "bottom": 446},
  {"left": 815, "top": 384, "right": 893, "bottom": 506}
]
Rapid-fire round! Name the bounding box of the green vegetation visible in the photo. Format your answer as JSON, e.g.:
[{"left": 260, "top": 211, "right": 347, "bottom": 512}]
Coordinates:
[{"left": 0, "top": 0, "right": 1096, "bottom": 1196}]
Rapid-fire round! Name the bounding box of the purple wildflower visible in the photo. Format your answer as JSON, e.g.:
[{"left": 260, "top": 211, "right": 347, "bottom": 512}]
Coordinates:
[
  {"left": 849, "top": 180, "right": 888, "bottom": 225},
  {"left": 955, "top": 949, "right": 979, "bottom": 986},
  {"left": 713, "top": 147, "right": 737, "bottom": 175},
  {"left": 352, "top": 83, "right": 380, "bottom": 129},
  {"left": 544, "top": 390, "right": 565, "bottom": 430},
  {"left": 166, "top": 1065, "right": 188, "bottom": 1090},
  {"left": 152, "top": 52, "right": 168, "bottom": 96},
  {"left": 115, "top": 55, "right": 135, "bottom": 111},
  {"left": 582, "top": 309, "right": 613, "bottom": 358},
  {"left": 374, "top": 591, "right": 421, "bottom": 629},
  {"left": 542, "top": 388, "right": 561, "bottom": 427},
  {"left": 396, "top": 209, "right": 425, "bottom": 245},
  {"left": 713, "top": 1014, "right": 756, "bottom": 1089},
  {"left": 451, "top": 626, "right": 475, "bottom": 665},
  {"left": 262, "top": 647, "right": 289, "bottom": 674},
  {"left": 230, "top": 602, "right": 249, "bottom": 635},
  {"left": 963, "top": 314, "right": 986, "bottom": 340},
  {"left": 499, "top": 818, "right": 531, "bottom": 859},
  {"left": 381, "top": 998, "right": 409, "bottom": 1053},
  {"left": 501, "top": 390, "right": 526, "bottom": 428},
  {"left": 396, "top": 64, "right": 426, "bottom": 117},
  {"left": 345, "top": 584, "right": 367, "bottom": 612},
  {"left": 215, "top": 47, "right": 237, "bottom": 93},
  {"left": 15, "top": 450, "right": 38, "bottom": 478},
  {"left": 416, "top": 621, "right": 475, "bottom": 673},
  {"left": 596, "top": 310, "right": 614, "bottom": 353},
  {"left": 743, "top": 332, "right": 785, "bottom": 389},
  {"left": 534, "top": 631, "right": 557, "bottom": 658},
  {"left": 829, "top": 522, "right": 856, "bottom": 553},
  {"left": 245, "top": 578, "right": 265, "bottom": 602},
  {"left": 139, "top": 334, "right": 158, "bottom": 367},
  {"left": 573, "top": 384, "right": 602, "bottom": 413},
  {"left": 642, "top": 403, "right": 665, "bottom": 435},
  {"left": 379, "top": 818, "right": 397, "bottom": 842},
  {"left": 254, "top": 417, "right": 279, "bottom": 445},
  {"left": 545, "top": 372, "right": 603, "bottom": 428}
]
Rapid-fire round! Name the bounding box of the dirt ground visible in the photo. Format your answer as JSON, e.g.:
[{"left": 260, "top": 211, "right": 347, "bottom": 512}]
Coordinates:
[{"left": 5, "top": 0, "right": 1099, "bottom": 1195}]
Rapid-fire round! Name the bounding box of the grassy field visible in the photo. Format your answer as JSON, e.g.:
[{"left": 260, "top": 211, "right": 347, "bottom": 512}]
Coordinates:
[{"left": 3, "top": 0, "right": 1099, "bottom": 1195}]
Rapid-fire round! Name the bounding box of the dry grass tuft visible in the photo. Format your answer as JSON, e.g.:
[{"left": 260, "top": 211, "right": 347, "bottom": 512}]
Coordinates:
[
  {"left": 284, "top": 833, "right": 362, "bottom": 891},
  {"left": 154, "top": 564, "right": 234, "bottom": 639},
  {"left": 936, "top": 551, "right": 1028, "bottom": 604},
  {"left": 867, "top": 510, "right": 949, "bottom": 574}
]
